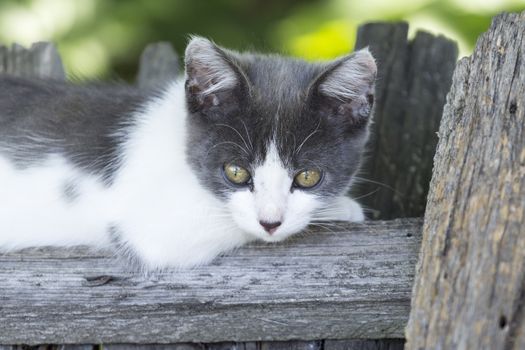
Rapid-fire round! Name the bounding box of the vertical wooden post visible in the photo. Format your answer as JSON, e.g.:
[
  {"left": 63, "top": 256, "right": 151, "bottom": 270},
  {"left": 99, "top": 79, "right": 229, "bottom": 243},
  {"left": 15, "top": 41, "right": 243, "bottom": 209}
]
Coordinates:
[
  {"left": 0, "top": 42, "right": 65, "bottom": 80},
  {"left": 136, "top": 42, "right": 180, "bottom": 90},
  {"left": 406, "top": 11, "right": 525, "bottom": 350},
  {"left": 354, "top": 23, "right": 458, "bottom": 220}
]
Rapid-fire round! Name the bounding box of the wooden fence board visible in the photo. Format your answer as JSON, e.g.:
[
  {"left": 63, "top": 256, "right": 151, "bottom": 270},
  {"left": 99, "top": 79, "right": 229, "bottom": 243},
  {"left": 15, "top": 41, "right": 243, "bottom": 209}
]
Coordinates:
[
  {"left": 0, "top": 219, "right": 421, "bottom": 345},
  {"left": 354, "top": 23, "right": 458, "bottom": 220},
  {"left": 405, "top": 11, "right": 525, "bottom": 350},
  {"left": 0, "top": 42, "right": 65, "bottom": 80},
  {"left": 324, "top": 339, "right": 404, "bottom": 350},
  {"left": 136, "top": 42, "right": 180, "bottom": 89}
]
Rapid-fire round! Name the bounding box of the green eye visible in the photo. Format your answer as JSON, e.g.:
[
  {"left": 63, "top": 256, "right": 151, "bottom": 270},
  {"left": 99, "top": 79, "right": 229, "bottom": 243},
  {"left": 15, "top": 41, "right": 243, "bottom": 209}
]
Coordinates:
[
  {"left": 224, "top": 163, "right": 251, "bottom": 185},
  {"left": 294, "top": 169, "right": 322, "bottom": 188}
]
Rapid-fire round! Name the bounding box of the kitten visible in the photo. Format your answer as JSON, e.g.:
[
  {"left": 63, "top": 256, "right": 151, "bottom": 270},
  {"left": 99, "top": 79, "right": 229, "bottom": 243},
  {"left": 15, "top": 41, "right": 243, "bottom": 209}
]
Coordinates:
[{"left": 0, "top": 37, "right": 376, "bottom": 270}]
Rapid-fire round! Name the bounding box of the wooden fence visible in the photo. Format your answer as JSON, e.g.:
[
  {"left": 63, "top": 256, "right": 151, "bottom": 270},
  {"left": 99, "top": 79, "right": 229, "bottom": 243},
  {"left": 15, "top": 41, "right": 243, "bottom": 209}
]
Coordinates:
[
  {"left": 406, "top": 11, "right": 525, "bottom": 350},
  {"left": 0, "top": 11, "right": 523, "bottom": 350}
]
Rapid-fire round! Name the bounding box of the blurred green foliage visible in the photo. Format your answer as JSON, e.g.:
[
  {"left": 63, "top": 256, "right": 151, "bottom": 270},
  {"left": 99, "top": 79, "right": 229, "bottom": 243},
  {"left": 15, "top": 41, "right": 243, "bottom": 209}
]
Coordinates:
[{"left": 0, "top": 0, "right": 523, "bottom": 80}]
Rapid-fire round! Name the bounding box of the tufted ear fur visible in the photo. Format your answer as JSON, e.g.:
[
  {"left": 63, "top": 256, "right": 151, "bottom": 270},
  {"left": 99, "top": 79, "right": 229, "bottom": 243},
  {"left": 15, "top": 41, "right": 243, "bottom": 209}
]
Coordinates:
[
  {"left": 184, "top": 36, "right": 247, "bottom": 115},
  {"left": 310, "top": 48, "right": 377, "bottom": 129}
]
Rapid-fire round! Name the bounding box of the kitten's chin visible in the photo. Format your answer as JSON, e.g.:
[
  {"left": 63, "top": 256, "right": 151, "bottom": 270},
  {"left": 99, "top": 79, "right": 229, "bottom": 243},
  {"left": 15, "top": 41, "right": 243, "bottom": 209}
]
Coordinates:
[
  {"left": 259, "top": 234, "right": 293, "bottom": 243},
  {"left": 240, "top": 221, "right": 310, "bottom": 243},
  {"left": 237, "top": 227, "right": 282, "bottom": 242}
]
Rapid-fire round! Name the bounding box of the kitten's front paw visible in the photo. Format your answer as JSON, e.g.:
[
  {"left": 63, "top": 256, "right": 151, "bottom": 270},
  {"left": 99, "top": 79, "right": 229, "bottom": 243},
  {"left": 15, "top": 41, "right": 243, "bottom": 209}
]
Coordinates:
[{"left": 329, "top": 196, "right": 365, "bottom": 222}]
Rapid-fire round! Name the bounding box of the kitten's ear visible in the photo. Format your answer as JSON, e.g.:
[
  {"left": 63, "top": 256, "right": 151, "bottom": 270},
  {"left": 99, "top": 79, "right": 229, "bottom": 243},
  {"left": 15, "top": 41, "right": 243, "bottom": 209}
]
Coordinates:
[
  {"left": 184, "top": 36, "right": 246, "bottom": 113},
  {"left": 310, "top": 48, "right": 377, "bottom": 129}
]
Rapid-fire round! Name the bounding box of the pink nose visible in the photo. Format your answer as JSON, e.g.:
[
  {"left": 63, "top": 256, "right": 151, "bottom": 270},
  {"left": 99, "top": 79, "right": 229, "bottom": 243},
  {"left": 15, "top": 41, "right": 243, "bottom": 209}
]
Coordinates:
[{"left": 259, "top": 221, "right": 282, "bottom": 234}]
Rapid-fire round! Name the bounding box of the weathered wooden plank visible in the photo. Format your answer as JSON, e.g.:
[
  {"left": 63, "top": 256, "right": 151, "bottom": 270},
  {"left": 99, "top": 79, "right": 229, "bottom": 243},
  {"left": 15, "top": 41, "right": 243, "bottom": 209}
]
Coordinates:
[
  {"left": 0, "top": 219, "right": 421, "bottom": 345},
  {"left": 29, "top": 42, "right": 67, "bottom": 80},
  {"left": 103, "top": 343, "right": 259, "bottom": 350},
  {"left": 354, "top": 23, "right": 458, "bottom": 220},
  {"left": 0, "top": 42, "right": 65, "bottom": 80},
  {"left": 136, "top": 42, "right": 180, "bottom": 89},
  {"left": 0, "top": 347, "right": 92, "bottom": 350},
  {"left": 205, "top": 343, "right": 257, "bottom": 350},
  {"left": 103, "top": 345, "right": 203, "bottom": 350},
  {"left": 324, "top": 339, "right": 404, "bottom": 350},
  {"left": 259, "top": 341, "right": 321, "bottom": 350},
  {"left": 406, "top": 11, "right": 525, "bottom": 350},
  {"left": 104, "top": 343, "right": 320, "bottom": 350},
  {"left": 0, "top": 341, "right": 407, "bottom": 349}
]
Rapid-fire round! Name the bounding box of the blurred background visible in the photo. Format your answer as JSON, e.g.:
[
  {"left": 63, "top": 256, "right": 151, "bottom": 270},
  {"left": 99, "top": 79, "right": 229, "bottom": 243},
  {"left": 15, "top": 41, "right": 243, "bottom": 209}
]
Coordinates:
[{"left": 0, "top": 0, "right": 523, "bottom": 80}]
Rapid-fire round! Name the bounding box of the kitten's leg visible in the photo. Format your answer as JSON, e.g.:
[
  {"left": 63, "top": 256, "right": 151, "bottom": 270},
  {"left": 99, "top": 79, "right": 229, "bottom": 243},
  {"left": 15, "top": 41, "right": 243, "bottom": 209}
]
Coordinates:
[{"left": 326, "top": 196, "right": 365, "bottom": 222}]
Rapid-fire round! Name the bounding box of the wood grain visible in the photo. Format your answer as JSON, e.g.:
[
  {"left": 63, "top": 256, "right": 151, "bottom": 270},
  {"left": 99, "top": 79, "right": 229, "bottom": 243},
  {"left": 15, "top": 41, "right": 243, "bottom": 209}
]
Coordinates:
[
  {"left": 406, "top": 11, "right": 525, "bottom": 350},
  {"left": 354, "top": 23, "right": 458, "bottom": 220},
  {"left": 0, "top": 219, "right": 421, "bottom": 345},
  {"left": 324, "top": 339, "right": 404, "bottom": 350}
]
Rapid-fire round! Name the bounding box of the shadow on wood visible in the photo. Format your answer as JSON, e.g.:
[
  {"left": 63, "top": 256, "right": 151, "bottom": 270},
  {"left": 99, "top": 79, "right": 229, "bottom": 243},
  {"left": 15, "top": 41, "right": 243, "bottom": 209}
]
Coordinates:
[{"left": 353, "top": 23, "right": 458, "bottom": 220}]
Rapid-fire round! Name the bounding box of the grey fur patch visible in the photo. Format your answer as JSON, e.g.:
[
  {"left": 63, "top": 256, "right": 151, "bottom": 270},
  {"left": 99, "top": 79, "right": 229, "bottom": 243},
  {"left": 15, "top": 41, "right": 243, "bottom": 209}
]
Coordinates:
[
  {"left": 0, "top": 75, "right": 151, "bottom": 184},
  {"left": 61, "top": 180, "right": 80, "bottom": 203},
  {"left": 107, "top": 224, "right": 148, "bottom": 273}
]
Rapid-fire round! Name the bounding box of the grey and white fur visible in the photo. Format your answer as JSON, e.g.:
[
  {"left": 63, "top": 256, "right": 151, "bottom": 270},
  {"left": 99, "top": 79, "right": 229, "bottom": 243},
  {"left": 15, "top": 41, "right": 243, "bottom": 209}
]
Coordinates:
[{"left": 0, "top": 37, "right": 376, "bottom": 269}]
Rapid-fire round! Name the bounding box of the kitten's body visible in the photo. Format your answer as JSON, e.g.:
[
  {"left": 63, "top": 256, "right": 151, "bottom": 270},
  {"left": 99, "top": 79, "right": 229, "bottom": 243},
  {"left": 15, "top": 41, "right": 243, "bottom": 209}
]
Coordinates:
[
  {"left": 0, "top": 78, "right": 248, "bottom": 267},
  {"left": 0, "top": 38, "right": 376, "bottom": 269}
]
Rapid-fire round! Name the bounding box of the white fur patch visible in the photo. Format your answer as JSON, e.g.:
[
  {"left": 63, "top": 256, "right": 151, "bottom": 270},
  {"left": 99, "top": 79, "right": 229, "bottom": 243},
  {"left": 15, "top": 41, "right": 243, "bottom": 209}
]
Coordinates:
[
  {"left": 106, "top": 80, "right": 250, "bottom": 269},
  {"left": 0, "top": 155, "right": 110, "bottom": 249},
  {"left": 319, "top": 48, "right": 377, "bottom": 101},
  {"left": 228, "top": 142, "right": 323, "bottom": 242},
  {"left": 253, "top": 143, "right": 289, "bottom": 223},
  {"left": 312, "top": 196, "right": 365, "bottom": 222}
]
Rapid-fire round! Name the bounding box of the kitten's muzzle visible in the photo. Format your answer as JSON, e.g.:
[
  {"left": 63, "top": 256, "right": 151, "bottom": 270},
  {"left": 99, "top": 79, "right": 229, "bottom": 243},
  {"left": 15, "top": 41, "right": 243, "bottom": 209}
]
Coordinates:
[{"left": 259, "top": 220, "right": 282, "bottom": 235}]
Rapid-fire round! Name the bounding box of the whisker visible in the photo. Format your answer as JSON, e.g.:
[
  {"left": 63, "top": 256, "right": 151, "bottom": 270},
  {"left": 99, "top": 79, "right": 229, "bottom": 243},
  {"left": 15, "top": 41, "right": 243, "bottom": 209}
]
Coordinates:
[
  {"left": 294, "top": 118, "right": 322, "bottom": 155},
  {"left": 352, "top": 176, "right": 401, "bottom": 194},
  {"left": 308, "top": 223, "right": 338, "bottom": 233},
  {"left": 216, "top": 123, "right": 252, "bottom": 153},
  {"left": 205, "top": 141, "right": 249, "bottom": 157},
  {"left": 352, "top": 187, "right": 381, "bottom": 200},
  {"left": 240, "top": 120, "right": 254, "bottom": 150}
]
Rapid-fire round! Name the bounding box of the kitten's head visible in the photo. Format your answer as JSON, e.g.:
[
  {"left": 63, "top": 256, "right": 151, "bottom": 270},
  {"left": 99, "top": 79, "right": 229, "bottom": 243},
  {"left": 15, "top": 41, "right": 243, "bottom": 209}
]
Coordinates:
[{"left": 184, "top": 37, "right": 376, "bottom": 242}]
